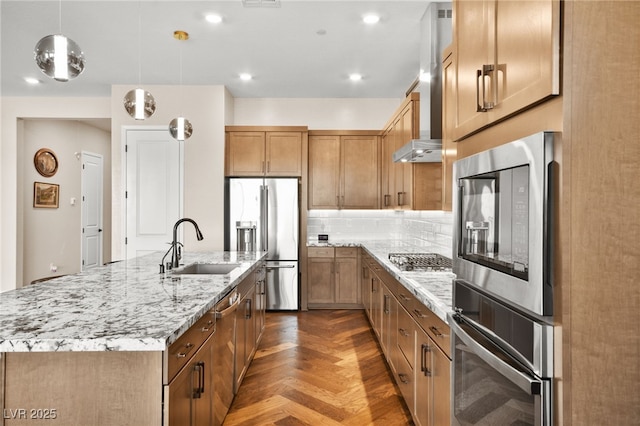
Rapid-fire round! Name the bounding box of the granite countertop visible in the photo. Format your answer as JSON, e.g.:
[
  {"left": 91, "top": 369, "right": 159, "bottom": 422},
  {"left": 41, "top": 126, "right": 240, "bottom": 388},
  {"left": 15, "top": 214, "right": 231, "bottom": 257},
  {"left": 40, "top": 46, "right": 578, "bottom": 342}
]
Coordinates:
[
  {"left": 308, "top": 240, "right": 455, "bottom": 323},
  {"left": 0, "top": 251, "right": 266, "bottom": 353}
]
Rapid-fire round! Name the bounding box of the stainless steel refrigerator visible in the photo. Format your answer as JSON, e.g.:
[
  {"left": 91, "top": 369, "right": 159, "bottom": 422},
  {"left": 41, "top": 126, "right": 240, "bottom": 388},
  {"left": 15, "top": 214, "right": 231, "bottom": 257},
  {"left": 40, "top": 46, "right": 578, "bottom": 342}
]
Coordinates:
[{"left": 225, "top": 178, "right": 299, "bottom": 310}]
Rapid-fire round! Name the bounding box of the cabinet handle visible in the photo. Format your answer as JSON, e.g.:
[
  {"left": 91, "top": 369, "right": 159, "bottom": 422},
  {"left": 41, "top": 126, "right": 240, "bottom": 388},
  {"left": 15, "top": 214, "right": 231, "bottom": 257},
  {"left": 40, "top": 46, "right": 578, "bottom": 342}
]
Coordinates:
[
  {"left": 371, "top": 280, "right": 377, "bottom": 293},
  {"left": 384, "top": 194, "right": 391, "bottom": 207},
  {"left": 192, "top": 361, "right": 205, "bottom": 398},
  {"left": 421, "top": 343, "right": 432, "bottom": 377},
  {"left": 266, "top": 160, "right": 270, "bottom": 173},
  {"left": 476, "top": 64, "right": 495, "bottom": 112},
  {"left": 384, "top": 295, "right": 390, "bottom": 315},
  {"left": 398, "top": 373, "right": 410, "bottom": 384},
  {"left": 398, "top": 293, "right": 411, "bottom": 302},
  {"left": 413, "top": 308, "right": 428, "bottom": 319},
  {"left": 246, "top": 298, "right": 252, "bottom": 319},
  {"left": 176, "top": 342, "right": 195, "bottom": 359},
  {"left": 429, "top": 325, "right": 443, "bottom": 337},
  {"left": 201, "top": 319, "right": 215, "bottom": 333}
]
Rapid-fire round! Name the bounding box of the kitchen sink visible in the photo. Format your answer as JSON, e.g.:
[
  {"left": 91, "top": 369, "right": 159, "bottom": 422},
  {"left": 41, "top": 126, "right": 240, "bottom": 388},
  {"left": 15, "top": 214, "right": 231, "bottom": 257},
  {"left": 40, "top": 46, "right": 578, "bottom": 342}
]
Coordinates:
[{"left": 172, "top": 263, "right": 241, "bottom": 275}]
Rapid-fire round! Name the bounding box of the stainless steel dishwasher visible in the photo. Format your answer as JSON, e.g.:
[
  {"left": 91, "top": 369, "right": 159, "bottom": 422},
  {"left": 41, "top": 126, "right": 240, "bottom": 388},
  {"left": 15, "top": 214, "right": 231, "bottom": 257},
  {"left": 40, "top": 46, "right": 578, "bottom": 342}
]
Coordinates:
[{"left": 213, "top": 289, "right": 240, "bottom": 426}]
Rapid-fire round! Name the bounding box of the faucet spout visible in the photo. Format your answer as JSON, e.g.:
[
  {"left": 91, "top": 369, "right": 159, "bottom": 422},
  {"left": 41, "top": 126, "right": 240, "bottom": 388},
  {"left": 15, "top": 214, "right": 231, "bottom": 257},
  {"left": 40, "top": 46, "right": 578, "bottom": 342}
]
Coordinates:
[{"left": 170, "top": 218, "right": 204, "bottom": 269}]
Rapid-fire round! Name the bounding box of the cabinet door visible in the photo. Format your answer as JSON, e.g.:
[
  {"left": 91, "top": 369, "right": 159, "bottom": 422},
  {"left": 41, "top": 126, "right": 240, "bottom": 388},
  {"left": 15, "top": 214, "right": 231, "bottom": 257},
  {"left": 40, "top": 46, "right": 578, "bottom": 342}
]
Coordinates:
[
  {"left": 226, "top": 132, "right": 266, "bottom": 176},
  {"left": 415, "top": 328, "right": 431, "bottom": 426},
  {"left": 335, "top": 256, "right": 358, "bottom": 304},
  {"left": 415, "top": 326, "right": 451, "bottom": 426},
  {"left": 266, "top": 132, "right": 302, "bottom": 176},
  {"left": 454, "top": 0, "right": 492, "bottom": 139},
  {"left": 340, "top": 135, "right": 379, "bottom": 209},
  {"left": 453, "top": 0, "right": 560, "bottom": 140},
  {"left": 168, "top": 340, "right": 212, "bottom": 426},
  {"left": 308, "top": 135, "right": 340, "bottom": 209},
  {"left": 399, "top": 104, "right": 415, "bottom": 208},
  {"left": 441, "top": 48, "right": 457, "bottom": 212},
  {"left": 381, "top": 129, "right": 395, "bottom": 209},
  {"left": 307, "top": 257, "right": 335, "bottom": 304},
  {"left": 370, "top": 275, "right": 382, "bottom": 338},
  {"left": 432, "top": 341, "right": 451, "bottom": 426},
  {"left": 493, "top": 0, "right": 560, "bottom": 118},
  {"left": 255, "top": 277, "right": 266, "bottom": 342},
  {"left": 361, "top": 262, "right": 372, "bottom": 316}
]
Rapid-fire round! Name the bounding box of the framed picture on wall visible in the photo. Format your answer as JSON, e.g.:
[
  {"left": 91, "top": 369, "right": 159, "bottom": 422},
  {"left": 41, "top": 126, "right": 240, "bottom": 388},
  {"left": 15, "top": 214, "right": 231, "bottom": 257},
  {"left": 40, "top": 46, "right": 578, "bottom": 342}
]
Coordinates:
[
  {"left": 34, "top": 148, "right": 59, "bottom": 177},
  {"left": 34, "top": 182, "right": 59, "bottom": 208}
]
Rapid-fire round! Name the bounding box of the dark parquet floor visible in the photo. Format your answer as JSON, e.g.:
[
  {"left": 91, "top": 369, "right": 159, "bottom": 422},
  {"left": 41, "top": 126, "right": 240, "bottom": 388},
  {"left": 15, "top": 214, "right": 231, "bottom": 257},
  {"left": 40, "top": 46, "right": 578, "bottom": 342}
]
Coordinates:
[{"left": 223, "top": 310, "right": 413, "bottom": 425}]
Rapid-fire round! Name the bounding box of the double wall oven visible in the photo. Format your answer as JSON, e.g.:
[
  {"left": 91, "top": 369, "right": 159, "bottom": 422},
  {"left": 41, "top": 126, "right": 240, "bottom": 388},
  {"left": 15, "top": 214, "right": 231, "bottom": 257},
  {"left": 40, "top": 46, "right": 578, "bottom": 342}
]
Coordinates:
[{"left": 450, "top": 132, "right": 557, "bottom": 425}]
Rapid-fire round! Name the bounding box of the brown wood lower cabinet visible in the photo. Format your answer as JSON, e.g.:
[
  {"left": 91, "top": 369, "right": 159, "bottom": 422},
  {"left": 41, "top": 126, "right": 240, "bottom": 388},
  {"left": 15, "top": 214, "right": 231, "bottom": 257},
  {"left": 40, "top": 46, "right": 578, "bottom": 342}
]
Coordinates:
[
  {"left": 168, "top": 335, "right": 214, "bottom": 426},
  {"left": 360, "top": 249, "right": 451, "bottom": 426},
  {"left": 307, "top": 247, "right": 361, "bottom": 308}
]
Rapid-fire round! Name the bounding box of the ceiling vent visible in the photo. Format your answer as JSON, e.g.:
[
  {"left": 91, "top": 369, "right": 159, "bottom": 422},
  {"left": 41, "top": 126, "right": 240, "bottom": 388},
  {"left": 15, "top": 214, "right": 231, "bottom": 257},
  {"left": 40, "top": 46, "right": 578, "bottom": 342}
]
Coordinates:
[{"left": 242, "top": 0, "right": 281, "bottom": 7}]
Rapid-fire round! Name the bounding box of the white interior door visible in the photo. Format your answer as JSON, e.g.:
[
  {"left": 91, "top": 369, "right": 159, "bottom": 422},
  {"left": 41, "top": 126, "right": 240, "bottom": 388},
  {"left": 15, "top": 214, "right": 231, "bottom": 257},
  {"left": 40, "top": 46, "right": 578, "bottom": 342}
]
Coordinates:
[
  {"left": 81, "top": 152, "right": 104, "bottom": 270},
  {"left": 125, "top": 129, "right": 182, "bottom": 259}
]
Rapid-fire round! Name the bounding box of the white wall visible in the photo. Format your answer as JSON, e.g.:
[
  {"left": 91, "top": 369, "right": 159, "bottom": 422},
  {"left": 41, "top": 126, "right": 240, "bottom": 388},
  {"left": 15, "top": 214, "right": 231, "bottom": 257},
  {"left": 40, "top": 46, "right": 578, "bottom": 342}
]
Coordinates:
[
  {"left": 110, "top": 85, "right": 232, "bottom": 261},
  {"left": 22, "top": 119, "right": 111, "bottom": 286},
  {"left": 233, "top": 98, "right": 402, "bottom": 129},
  {"left": 1, "top": 97, "right": 111, "bottom": 292}
]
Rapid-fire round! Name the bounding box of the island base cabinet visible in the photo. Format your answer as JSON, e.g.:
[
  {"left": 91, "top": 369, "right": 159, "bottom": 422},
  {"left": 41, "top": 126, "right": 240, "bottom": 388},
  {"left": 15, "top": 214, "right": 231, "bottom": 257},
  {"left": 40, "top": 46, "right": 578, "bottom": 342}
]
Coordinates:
[
  {"left": 166, "top": 333, "right": 214, "bottom": 426},
  {"left": 2, "top": 351, "right": 163, "bottom": 425}
]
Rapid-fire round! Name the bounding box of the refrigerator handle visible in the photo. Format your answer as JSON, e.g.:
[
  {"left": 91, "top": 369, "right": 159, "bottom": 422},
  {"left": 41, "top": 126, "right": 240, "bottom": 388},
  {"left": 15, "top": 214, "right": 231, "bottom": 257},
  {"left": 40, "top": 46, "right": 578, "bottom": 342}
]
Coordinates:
[{"left": 261, "top": 185, "right": 268, "bottom": 252}]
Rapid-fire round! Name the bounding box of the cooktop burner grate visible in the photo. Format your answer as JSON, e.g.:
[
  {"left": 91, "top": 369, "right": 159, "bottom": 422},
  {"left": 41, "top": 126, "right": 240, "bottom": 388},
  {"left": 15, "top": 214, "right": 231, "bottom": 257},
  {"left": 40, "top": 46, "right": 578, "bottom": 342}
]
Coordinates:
[{"left": 388, "top": 253, "right": 452, "bottom": 272}]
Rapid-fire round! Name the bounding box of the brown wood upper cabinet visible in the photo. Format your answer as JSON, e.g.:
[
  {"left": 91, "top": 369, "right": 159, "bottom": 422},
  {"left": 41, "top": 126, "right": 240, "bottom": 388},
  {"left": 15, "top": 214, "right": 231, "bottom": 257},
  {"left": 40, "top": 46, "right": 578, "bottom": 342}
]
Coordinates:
[
  {"left": 441, "top": 45, "right": 457, "bottom": 212},
  {"left": 381, "top": 93, "right": 442, "bottom": 211},
  {"left": 225, "top": 127, "right": 305, "bottom": 177},
  {"left": 452, "top": 0, "right": 560, "bottom": 141},
  {"left": 308, "top": 131, "right": 380, "bottom": 210}
]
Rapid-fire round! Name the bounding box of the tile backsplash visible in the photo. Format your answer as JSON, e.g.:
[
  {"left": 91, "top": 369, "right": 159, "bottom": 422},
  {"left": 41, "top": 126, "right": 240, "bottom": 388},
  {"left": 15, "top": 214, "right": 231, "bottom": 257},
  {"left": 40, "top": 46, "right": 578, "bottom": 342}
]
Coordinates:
[{"left": 307, "top": 210, "right": 453, "bottom": 254}]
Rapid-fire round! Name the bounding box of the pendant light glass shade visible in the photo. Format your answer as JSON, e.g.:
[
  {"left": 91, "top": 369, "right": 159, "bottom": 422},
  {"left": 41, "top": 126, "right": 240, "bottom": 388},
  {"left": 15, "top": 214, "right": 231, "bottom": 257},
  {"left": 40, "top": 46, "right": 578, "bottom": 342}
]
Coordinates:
[
  {"left": 34, "top": 34, "right": 85, "bottom": 81},
  {"left": 124, "top": 88, "right": 156, "bottom": 120},
  {"left": 169, "top": 117, "right": 193, "bottom": 141}
]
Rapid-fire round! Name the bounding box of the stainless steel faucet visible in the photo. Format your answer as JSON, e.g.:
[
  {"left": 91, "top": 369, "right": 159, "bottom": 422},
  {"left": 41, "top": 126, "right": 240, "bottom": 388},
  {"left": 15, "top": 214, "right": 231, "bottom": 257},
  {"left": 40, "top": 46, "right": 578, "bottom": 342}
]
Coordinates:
[{"left": 160, "top": 218, "right": 204, "bottom": 273}]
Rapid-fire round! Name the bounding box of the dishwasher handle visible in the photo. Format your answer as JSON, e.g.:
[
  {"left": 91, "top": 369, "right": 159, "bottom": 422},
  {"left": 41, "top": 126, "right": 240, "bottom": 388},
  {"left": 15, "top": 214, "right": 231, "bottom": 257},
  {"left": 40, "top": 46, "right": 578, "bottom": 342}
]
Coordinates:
[{"left": 215, "top": 293, "right": 240, "bottom": 319}]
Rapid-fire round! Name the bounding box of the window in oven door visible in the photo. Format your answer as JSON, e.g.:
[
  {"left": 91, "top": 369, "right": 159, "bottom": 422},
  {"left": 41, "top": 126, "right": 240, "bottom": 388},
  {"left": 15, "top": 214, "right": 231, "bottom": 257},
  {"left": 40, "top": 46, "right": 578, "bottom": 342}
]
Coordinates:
[{"left": 451, "top": 317, "right": 551, "bottom": 426}]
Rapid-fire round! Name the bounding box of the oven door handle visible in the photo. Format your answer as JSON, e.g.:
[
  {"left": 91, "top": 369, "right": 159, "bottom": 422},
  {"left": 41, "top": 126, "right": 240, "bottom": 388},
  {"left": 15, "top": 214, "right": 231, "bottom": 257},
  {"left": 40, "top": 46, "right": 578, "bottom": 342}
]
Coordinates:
[{"left": 450, "top": 315, "right": 542, "bottom": 396}]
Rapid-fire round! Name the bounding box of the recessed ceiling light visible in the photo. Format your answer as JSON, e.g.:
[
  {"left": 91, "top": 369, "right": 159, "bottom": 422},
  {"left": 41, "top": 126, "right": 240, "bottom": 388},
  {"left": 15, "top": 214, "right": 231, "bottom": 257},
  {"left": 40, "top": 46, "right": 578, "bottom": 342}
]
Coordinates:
[
  {"left": 240, "top": 73, "right": 252, "bottom": 81},
  {"left": 205, "top": 14, "right": 222, "bottom": 24},
  {"left": 349, "top": 73, "right": 362, "bottom": 82},
  {"left": 24, "top": 77, "right": 40, "bottom": 85},
  {"left": 363, "top": 14, "right": 380, "bottom": 25}
]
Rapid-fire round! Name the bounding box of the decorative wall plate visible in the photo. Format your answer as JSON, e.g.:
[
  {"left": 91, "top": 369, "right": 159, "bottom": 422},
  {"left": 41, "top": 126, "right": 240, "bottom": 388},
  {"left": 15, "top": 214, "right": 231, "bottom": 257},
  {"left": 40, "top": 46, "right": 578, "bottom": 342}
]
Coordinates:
[{"left": 34, "top": 148, "right": 58, "bottom": 177}]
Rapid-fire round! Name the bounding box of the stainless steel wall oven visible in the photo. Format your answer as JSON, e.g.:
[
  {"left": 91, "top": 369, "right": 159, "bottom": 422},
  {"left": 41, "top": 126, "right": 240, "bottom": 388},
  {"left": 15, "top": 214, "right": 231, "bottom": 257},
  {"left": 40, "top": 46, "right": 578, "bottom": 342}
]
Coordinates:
[{"left": 450, "top": 132, "right": 557, "bottom": 425}]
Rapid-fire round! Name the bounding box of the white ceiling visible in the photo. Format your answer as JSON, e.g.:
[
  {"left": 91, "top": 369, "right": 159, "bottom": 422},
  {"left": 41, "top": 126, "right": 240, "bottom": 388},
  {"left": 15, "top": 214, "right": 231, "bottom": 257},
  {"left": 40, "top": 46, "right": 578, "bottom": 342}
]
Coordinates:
[{"left": 1, "top": 0, "right": 436, "bottom": 99}]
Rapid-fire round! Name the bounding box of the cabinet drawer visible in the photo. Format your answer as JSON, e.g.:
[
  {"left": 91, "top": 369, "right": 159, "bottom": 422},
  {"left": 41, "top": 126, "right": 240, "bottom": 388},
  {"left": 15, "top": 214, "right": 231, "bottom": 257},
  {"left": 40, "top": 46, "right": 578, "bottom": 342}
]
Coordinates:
[
  {"left": 397, "top": 306, "right": 415, "bottom": 370},
  {"left": 167, "top": 310, "right": 216, "bottom": 382},
  {"left": 394, "top": 343, "right": 415, "bottom": 409},
  {"left": 409, "top": 300, "right": 451, "bottom": 359},
  {"left": 308, "top": 247, "right": 335, "bottom": 258},
  {"left": 335, "top": 247, "right": 358, "bottom": 257}
]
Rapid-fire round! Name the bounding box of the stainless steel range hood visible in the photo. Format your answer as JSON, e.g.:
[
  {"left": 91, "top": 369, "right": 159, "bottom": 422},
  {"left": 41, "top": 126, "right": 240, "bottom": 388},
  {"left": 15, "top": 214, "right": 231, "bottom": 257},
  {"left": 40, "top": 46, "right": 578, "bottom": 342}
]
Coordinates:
[
  {"left": 393, "top": 139, "right": 443, "bottom": 163},
  {"left": 393, "top": 2, "right": 451, "bottom": 163}
]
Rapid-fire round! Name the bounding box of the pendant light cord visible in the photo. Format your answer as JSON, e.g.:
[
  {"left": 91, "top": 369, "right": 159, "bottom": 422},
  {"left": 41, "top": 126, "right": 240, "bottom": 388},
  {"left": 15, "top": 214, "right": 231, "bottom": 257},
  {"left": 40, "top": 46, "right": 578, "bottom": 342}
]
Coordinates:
[
  {"left": 138, "top": 1, "right": 142, "bottom": 86},
  {"left": 58, "top": 0, "right": 62, "bottom": 34}
]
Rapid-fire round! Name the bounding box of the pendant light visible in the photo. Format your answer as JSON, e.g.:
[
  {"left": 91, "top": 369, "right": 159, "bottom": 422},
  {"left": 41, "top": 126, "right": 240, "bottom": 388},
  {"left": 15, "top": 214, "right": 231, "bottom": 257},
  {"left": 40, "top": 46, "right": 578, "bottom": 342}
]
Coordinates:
[
  {"left": 34, "top": 0, "right": 85, "bottom": 81},
  {"left": 169, "top": 30, "right": 193, "bottom": 141},
  {"left": 123, "top": 2, "right": 156, "bottom": 120}
]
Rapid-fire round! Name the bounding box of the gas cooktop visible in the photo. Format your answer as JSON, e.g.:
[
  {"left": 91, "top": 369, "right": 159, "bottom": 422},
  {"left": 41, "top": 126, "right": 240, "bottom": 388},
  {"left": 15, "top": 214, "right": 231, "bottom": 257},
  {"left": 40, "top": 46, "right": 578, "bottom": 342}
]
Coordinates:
[{"left": 388, "top": 253, "right": 452, "bottom": 272}]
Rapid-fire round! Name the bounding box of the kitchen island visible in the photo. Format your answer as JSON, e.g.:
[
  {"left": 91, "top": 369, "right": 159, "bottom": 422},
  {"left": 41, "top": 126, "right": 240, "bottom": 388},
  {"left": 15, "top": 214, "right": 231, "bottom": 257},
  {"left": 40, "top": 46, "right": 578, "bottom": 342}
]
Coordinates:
[{"left": 0, "top": 251, "right": 266, "bottom": 425}]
